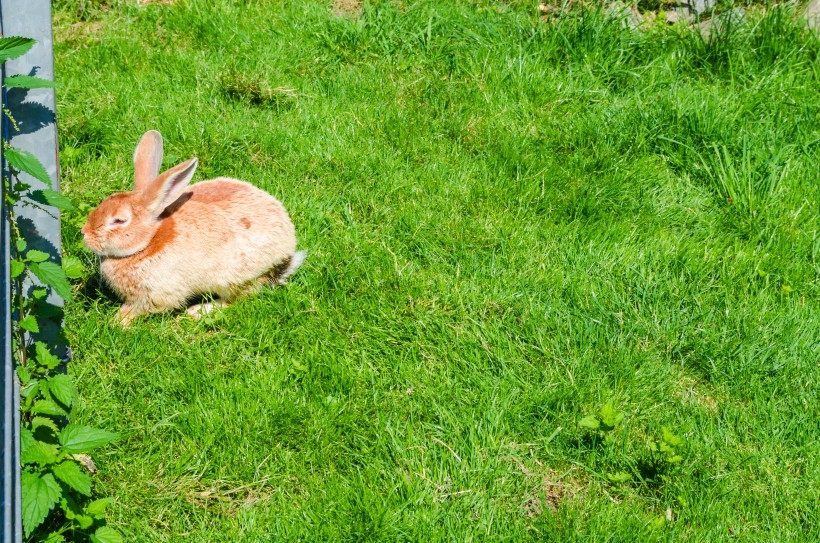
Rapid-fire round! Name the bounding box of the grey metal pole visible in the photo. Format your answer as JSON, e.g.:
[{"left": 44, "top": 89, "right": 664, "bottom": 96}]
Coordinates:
[{"left": 1, "top": 1, "right": 60, "bottom": 542}]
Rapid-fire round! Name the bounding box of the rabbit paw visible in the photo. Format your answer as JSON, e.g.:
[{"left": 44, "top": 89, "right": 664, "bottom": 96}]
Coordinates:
[{"left": 186, "top": 301, "right": 227, "bottom": 319}]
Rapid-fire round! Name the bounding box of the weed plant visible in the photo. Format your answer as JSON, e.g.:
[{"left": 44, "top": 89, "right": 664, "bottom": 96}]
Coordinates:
[{"left": 53, "top": 1, "right": 818, "bottom": 541}]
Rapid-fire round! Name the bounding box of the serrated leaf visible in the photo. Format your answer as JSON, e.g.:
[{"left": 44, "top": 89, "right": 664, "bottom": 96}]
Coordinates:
[
  {"left": 10, "top": 259, "right": 25, "bottom": 278},
  {"left": 599, "top": 402, "right": 624, "bottom": 429},
  {"left": 4, "top": 147, "right": 51, "bottom": 186},
  {"left": 18, "top": 314, "right": 40, "bottom": 333},
  {"left": 21, "top": 380, "right": 40, "bottom": 404},
  {"left": 0, "top": 36, "right": 35, "bottom": 62},
  {"left": 60, "top": 492, "right": 82, "bottom": 520},
  {"left": 36, "top": 342, "right": 62, "bottom": 370},
  {"left": 60, "top": 424, "right": 118, "bottom": 454},
  {"left": 606, "top": 471, "right": 633, "bottom": 483},
  {"left": 53, "top": 461, "right": 92, "bottom": 496},
  {"left": 42, "top": 532, "right": 65, "bottom": 543},
  {"left": 62, "top": 255, "right": 85, "bottom": 279},
  {"left": 21, "top": 439, "right": 59, "bottom": 466},
  {"left": 16, "top": 238, "right": 27, "bottom": 252},
  {"left": 33, "top": 399, "right": 67, "bottom": 416},
  {"left": 662, "top": 428, "right": 683, "bottom": 448},
  {"left": 21, "top": 471, "right": 62, "bottom": 537},
  {"left": 30, "top": 189, "right": 74, "bottom": 211},
  {"left": 48, "top": 374, "right": 78, "bottom": 408},
  {"left": 32, "top": 288, "right": 49, "bottom": 300},
  {"left": 21, "top": 428, "right": 34, "bottom": 458},
  {"left": 4, "top": 74, "right": 56, "bottom": 89},
  {"left": 85, "top": 497, "right": 112, "bottom": 518},
  {"left": 29, "top": 261, "right": 73, "bottom": 301},
  {"left": 26, "top": 249, "right": 51, "bottom": 263},
  {"left": 90, "top": 527, "right": 123, "bottom": 543},
  {"left": 32, "top": 416, "right": 61, "bottom": 436},
  {"left": 17, "top": 365, "right": 31, "bottom": 385},
  {"left": 579, "top": 415, "right": 600, "bottom": 430}
]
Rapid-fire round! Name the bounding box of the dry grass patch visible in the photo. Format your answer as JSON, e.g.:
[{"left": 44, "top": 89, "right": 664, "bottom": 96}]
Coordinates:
[{"left": 332, "top": 0, "right": 363, "bottom": 18}]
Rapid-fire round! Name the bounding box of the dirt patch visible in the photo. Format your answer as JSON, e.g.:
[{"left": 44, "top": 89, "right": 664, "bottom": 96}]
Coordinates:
[
  {"left": 148, "top": 467, "right": 289, "bottom": 517},
  {"left": 54, "top": 21, "right": 103, "bottom": 44},
  {"left": 675, "top": 376, "right": 719, "bottom": 411},
  {"left": 332, "top": 0, "right": 363, "bottom": 18},
  {"left": 507, "top": 454, "right": 583, "bottom": 516}
]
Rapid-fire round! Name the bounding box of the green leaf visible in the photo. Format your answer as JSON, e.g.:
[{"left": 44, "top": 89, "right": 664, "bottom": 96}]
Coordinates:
[
  {"left": 21, "top": 439, "right": 59, "bottom": 466},
  {"left": 4, "top": 147, "right": 52, "bottom": 186},
  {"left": 60, "top": 424, "right": 119, "bottom": 454},
  {"left": 90, "top": 527, "right": 124, "bottom": 543},
  {"left": 18, "top": 314, "right": 40, "bottom": 333},
  {"left": 33, "top": 399, "right": 67, "bottom": 417},
  {"left": 21, "top": 428, "right": 34, "bottom": 458},
  {"left": 16, "top": 238, "right": 28, "bottom": 252},
  {"left": 579, "top": 415, "right": 600, "bottom": 430},
  {"left": 0, "top": 36, "right": 35, "bottom": 62},
  {"left": 85, "top": 497, "right": 112, "bottom": 519},
  {"left": 36, "top": 342, "right": 62, "bottom": 370},
  {"left": 32, "top": 288, "right": 49, "bottom": 300},
  {"left": 26, "top": 249, "right": 51, "bottom": 263},
  {"left": 48, "top": 374, "right": 78, "bottom": 408},
  {"left": 62, "top": 255, "right": 85, "bottom": 279},
  {"left": 17, "top": 365, "right": 31, "bottom": 385},
  {"left": 662, "top": 428, "right": 683, "bottom": 448},
  {"left": 21, "top": 471, "right": 62, "bottom": 537},
  {"left": 4, "top": 74, "right": 56, "bottom": 89},
  {"left": 60, "top": 492, "right": 83, "bottom": 520},
  {"left": 606, "top": 471, "right": 633, "bottom": 483},
  {"left": 53, "top": 461, "right": 92, "bottom": 497},
  {"left": 32, "top": 416, "right": 61, "bottom": 436},
  {"left": 42, "top": 532, "right": 66, "bottom": 543},
  {"left": 21, "top": 380, "right": 40, "bottom": 405},
  {"left": 30, "top": 189, "right": 74, "bottom": 211},
  {"left": 29, "top": 261, "right": 73, "bottom": 301},
  {"left": 76, "top": 514, "right": 95, "bottom": 530},
  {"left": 599, "top": 402, "right": 624, "bottom": 429},
  {"left": 10, "top": 259, "right": 25, "bottom": 278}
]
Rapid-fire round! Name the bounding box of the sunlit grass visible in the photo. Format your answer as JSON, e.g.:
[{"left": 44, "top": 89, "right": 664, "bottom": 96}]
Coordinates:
[{"left": 54, "top": 1, "right": 819, "bottom": 541}]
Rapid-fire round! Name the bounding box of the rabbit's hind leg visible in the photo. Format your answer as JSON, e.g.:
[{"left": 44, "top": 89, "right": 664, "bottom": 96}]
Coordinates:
[{"left": 186, "top": 300, "right": 228, "bottom": 319}]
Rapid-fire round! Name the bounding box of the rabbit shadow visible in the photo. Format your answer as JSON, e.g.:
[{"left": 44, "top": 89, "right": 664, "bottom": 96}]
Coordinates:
[{"left": 76, "top": 269, "right": 120, "bottom": 308}]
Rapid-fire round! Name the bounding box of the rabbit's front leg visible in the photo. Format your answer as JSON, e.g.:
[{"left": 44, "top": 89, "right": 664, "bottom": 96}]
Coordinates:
[{"left": 117, "top": 304, "right": 141, "bottom": 327}]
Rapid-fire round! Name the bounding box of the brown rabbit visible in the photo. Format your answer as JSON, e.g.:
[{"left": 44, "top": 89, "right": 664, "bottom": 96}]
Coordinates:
[{"left": 82, "top": 130, "right": 305, "bottom": 325}]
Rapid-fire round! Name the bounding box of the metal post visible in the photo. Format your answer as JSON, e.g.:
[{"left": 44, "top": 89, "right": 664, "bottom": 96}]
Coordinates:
[{"left": 1, "top": 1, "right": 60, "bottom": 542}]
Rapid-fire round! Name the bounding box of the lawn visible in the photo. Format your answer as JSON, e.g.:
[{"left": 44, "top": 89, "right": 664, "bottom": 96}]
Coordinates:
[{"left": 53, "top": 1, "right": 818, "bottom": 541}]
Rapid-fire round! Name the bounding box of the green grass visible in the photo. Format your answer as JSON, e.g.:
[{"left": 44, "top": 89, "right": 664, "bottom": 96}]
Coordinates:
[{"left": 53, "top": 1, "right": 818, "bottom": 541}]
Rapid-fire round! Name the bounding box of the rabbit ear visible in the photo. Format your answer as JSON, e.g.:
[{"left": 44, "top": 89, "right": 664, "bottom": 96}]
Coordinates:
[
  {"left": 133, "top": 130, "right": 164, "bottom": 192},
  {"left": 142, "top": 158, "right": 198, "bottom": 217}
]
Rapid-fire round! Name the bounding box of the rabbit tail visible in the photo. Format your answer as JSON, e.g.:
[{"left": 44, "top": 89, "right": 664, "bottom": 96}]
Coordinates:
[{"left": 271, "top": 250, "right": 307, "bottom": 285}]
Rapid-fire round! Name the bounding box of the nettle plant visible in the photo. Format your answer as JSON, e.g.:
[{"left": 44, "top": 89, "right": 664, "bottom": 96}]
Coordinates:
[
  {"left": 579, "top": 402, "right": 686, "bottom": 487},
  {"left": 2, "top": 37, "right": 120, "bottom": 543}
]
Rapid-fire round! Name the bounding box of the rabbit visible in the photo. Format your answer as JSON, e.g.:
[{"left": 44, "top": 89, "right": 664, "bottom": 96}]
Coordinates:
[{"left": 81, "top": 130, "right": 305, "bottom": 325}]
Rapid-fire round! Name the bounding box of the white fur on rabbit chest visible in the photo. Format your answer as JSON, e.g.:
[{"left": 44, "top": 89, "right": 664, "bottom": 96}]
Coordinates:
[{"left": 100, "top": 178, "right": 296, "bottom": 311}]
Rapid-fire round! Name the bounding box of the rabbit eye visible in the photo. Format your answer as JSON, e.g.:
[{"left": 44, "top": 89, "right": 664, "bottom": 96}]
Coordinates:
[{"left": 109, "top": 217, "right": 129, "bottom": 227}]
